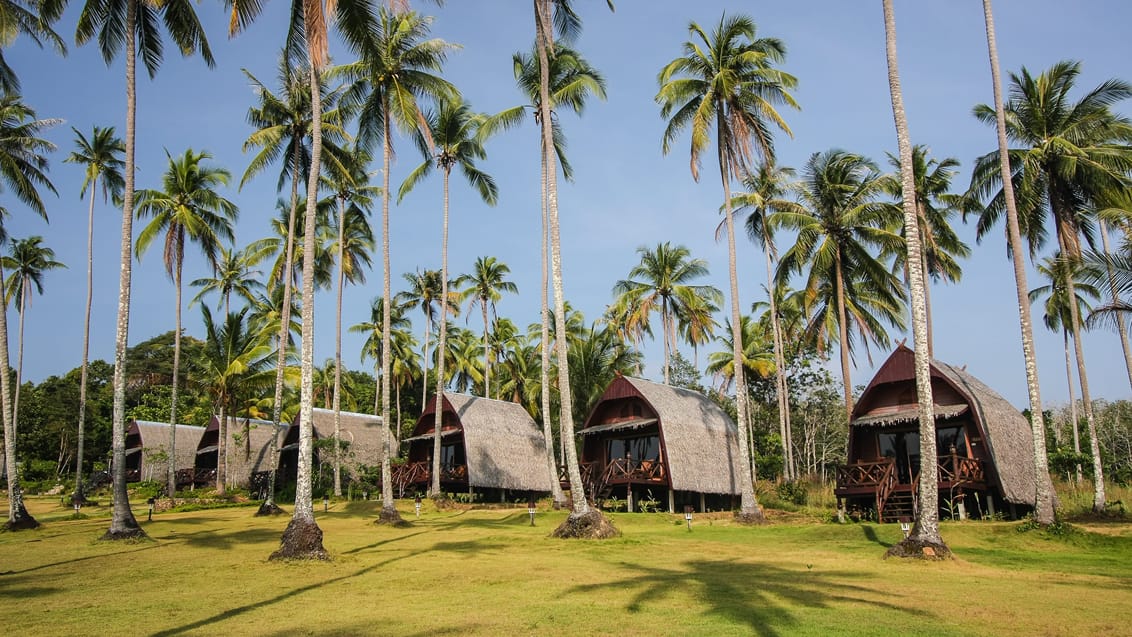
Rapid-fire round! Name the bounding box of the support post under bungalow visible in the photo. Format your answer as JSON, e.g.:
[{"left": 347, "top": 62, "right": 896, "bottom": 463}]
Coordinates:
[{"left": 668, "top": 489, "right": 675, "bottom": 513}]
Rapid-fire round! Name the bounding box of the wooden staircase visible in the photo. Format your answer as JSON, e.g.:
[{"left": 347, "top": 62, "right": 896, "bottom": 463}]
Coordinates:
[{"left": 880, "top": 491, "right": 916, "bottom": 523}]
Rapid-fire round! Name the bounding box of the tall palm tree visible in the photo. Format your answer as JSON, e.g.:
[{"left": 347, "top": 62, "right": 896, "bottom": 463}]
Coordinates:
[
  {"left": 63, "top": 125, "right": 123, "bottom": 503},
  {"left": 733, "top": 163, "right": 798, "bottom": 480},
  {"left": 2, "top": 235, "right": 64, "bottom": 481},
  {"left": 612, "top": 242, "right": 722, "bottom": 385},
  {"left": 455, "top": 256, "right": 518, "bottom": 399},
  {"left": 351, "top": 295, "right": 415, "bottom": 444},
  {"left": 342, "top": 6, "right": 455, "bottom": 523},
  {"left": 706, "top": 315, "right": 775, "bottom": 396},
  {"left": 135, "top": 148, "right": 237, "bottom": 500},
  {"left": 0, "top": 94, "right": 57, "bottom": 530},
  {"left": 567, "top": 323, "right": 642, "bottom": 426},
  {"left": 1030, "top": 255, "right": 1100, "bottom": 484},
  {"left": 970, "top": 60, "right": 1132, "bottom": 513},
  {"left": 976, "top": 0, "right": 1055, "bottom": 525},
  {"left": 772, "top": 150, "right": 905, "bottom": 424},
  {"left": 2, "top": 0, "right": 65, "bottom": 92},
  {"left": 399, "top": 95, "right": 502, "bottom": 496},
  {"left": 437, "top": 323, "right": 485, "bottom": 394},
  {"left": 323, "top": 146, "right": 376, "bottom": 497},
  {"left": 657, "top": 13, "right": 798, "bottom": 523},
  {"left": 882, "top": 0, "right": 946, "bottom": 557},
  {"left": 885, "top": 145, "right": 970, "bottom": 357},
  {"left": 189, "top": 243, "right": 266, "bottom": 318},
  {"left": 69, "top": 0, "right": 213, "bottom": 541}
]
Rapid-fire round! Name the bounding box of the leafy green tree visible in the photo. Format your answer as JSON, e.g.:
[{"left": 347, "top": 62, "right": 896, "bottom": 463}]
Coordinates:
[
  {"left": 64, "top": 126, "right": 123, "bottom": 501},
  {"left": 657, "top": 13, "right": 798, "bottom": 523},
  {"left": 135, "top": 148, "right": 237, "bottom": 499},
  {"left": 189, "top": 243, "right": 265, "bottom": 317}
]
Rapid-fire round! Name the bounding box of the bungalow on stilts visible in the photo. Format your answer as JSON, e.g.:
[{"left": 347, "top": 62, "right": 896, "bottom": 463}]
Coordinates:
[
  {"left": 125, "top": 420, "right": 205, "bottom": 486},
  {"left": 277, "top": 407, "right": 384, "bottom": 490},
  {"left": 193, "top": 415, "right": 289, "bottom": 493},
  {"left": 835, "top": 345, "right": 1042, "bottom": 522}
]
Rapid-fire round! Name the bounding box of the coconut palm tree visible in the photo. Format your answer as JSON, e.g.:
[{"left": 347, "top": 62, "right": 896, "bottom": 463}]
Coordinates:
[
  {"left": 189, "top": 243, "right": 266, "bottom": 317},
  {"left": 882, "top": 0, "right": 946, "bottom": 557},
  {"left": 657, "top": 12, "right": 798, "bottom": 524},
  {"left": 63, "top": 125, "right": 123, "bottom": 503},
  {"left": 398, "top": 269, "right": 458, "bottom": 412},
  {"left": 2, "top": 235, "right": 64, "bottom": 473},
  {"left": 733, "top": 163, "right": 798, "bottom": 480},
  {"left": 976, "top": 0, "right": 1056, "bottom": 525},
  {"left": 706, "top": 315, "right": 776, "bottom": 395},
  {"left": 612, "top": 243, "right": 722, "bottom": 385},
  {"left": 2, "top": 0, "right": 65, "bottom": 92},
  {"left": 398, "top": 95, "right": 500, "bottom": 496},
  {"left": 351, "top": 296, "right": 416, "bottom": 444},
  {"left": 323, "top": 145, "right": 376, "bottom": 497},
  {"left": 970, "top": 60, "right": 1132, "bottom": 513},
  {"left": 567, "top": 323, "right": 642, "bottom": 426},
  {"left": 437, "top": 323, "right": 485, "bottom": 394},
  {"left": 340, "top": 6, "right": 455, "bottom": 523},
  {"left": 0, "top": 94, "right": 57, "bottom": 530},
  {"left": 68, "top": 0, "right": 213, "bottom": 541},
  {"left": 1030, "top": 254, "right": 1100, "bottom": 484},
  {"left": 455, "top": 256, "right": 517, "bottom": 399},
  {"left": 135, "top": 148, "right": 237, "bottom": 500},
  {"left": 885, "top": 145, "right": 970, "bottom": 357},
  {"left": 772, "top": 149, "right": 905, "bottom": 424}
]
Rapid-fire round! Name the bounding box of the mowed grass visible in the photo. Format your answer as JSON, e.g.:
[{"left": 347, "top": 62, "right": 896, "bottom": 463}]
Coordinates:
[{"left": 2, "top": 497, "right": 1131, "bottom": 636}]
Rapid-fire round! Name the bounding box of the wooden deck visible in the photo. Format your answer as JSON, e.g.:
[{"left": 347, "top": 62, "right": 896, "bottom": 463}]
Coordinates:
[{"left": 835, "top": 455, "right": 986, "bottom": 522}]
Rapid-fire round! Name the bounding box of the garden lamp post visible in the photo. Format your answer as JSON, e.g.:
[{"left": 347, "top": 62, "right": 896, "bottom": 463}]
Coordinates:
[
  {"left": 684, "top": 505, "right": 694, "bottom": 531},
  {"left": 415, "top": 496, "right": 422, "bottom": 518},
  {"left": 528, "top": 499, "right": 537, "bottom": 526}
]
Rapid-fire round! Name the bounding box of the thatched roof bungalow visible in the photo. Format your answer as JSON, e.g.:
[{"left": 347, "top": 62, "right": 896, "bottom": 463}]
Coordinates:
[
  {"left": 193, "top": 415, "right": 288, "bottom": 491},
  {"left": 578, "top": 376, "right": 743, "bottom": 513},
  {"left": 125, "top": 420, "right": 206, "bottom": 486},
  {"left": 835, "top": 345, "right": 1043, "bottom": 522},
  {"left": 278, "top": 408, "right": 385, "bottom": 486},
  {"left": 397, "top": 393, "right": 554, "bottom": 500}
]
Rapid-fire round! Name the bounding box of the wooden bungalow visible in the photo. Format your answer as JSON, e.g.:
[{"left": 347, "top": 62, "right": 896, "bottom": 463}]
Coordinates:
[
  {"left": 278, "top": 408, "right": 385, "bottom": 487},
  {"left": 835, "top": 345, "right": 1041, "bottom": 522},
  {"left": 124, "top": 420, "right": 206, "bottom": 486},
  {"left": 396, "top": 393, "right": 554, "bottom": 500},
  {"left": 193, "top": 415, "right": 288, "bottom": 492},
  {"left": 578, "top": 376, "right": 744, "bottom": 513}
]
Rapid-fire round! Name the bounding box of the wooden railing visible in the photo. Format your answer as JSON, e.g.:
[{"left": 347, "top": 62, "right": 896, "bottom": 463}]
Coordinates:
[
  {"left": 874, "top": 460, "right": 898, "bottom": 518},
  {"left": 937, "top": 454, "right": 985, "bottom": 485},
  {"left": 391, "top": 461, "right": 467, "bottom": 497},
  {"left": 836, "top": 458, "right": 897, "bottom": 491},
  {"left": 600, "top": 457, "right": 668, "bottom": 484}
]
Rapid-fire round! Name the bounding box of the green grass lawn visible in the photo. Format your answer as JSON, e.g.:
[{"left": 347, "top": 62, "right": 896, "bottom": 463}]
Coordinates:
[{"left": 2, "top": 496, "right": 1130, "bottom": 636}]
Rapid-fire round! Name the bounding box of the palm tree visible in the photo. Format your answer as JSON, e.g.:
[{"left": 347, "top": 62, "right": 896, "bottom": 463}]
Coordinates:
[
  {"left": 706, "top": 315, "right": 775, "bottom": 395},
  {"left": 399, "top": 95, "right": 504, "bottom": 495},
  {"left": 351, "top": 296, "right": 416, "bottom": 444},
  {"left": 976, "top": 0, "right": 1056, "bottom": 525},
  {"left": 885, "top": 145, "right": 970, "bottom": 357},
  {"left": 398, "top": 270, "right": 457, "bottom": 410},
  {"left": 1030, "top": 255, "right": 1100, "bottom": 484},
  {"left": 199, "top": 306, "right": 274, "bottom": 495},
  {"left": 970, "top": 60, "right": 1132, "bottom": 513},
  {"left": 135, "top": 148, "right": 237, "bottom": 500},
  {"left": 733, "top": 163, "right": 798, "bottom": 480},
  {"left": 437, "top": 323, "right": 485, "bottom": 394},
  {"left": 324, "top": 145, "right": 376, "bottom": 498},
  {"left": 189, "top": 243, "right": 266, "bottom": 318},
  {"left": 657, "top": 12, "right": 798, "bottom": 523},
  {"left": 342, "top": 6, "right": 455, "bottom": 523},
  {"left": 772, "top": 150, "right": 905, "bottom": 424},
  {"left": 0, "top": 94, "right": 57, "bottom": 530},
  {"left": 2, "top": 236, "right": 64, "bottom": 482},
  {"left": 455, "top": 256, "right": 518, "bottom": 399},
  {"left": 567, "top": 324, "right": 642, "bottom": 426},
  {"left": 2, "top": 0, "right": 65, "bottom": 92},
  {"left": 882, "top": 0, "right": 946, "bottom": 557},
  {"left": 63, "top": 125, "right": 123, "bottom": 503},
  {"left": 70, "top": 0, "right": 213, "bottom": 541},
  {"left": 612, "top": 242, "right": 722, "bottom": 385}
]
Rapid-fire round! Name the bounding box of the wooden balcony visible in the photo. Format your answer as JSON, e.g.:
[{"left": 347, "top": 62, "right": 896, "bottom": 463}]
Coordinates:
[
  {"left": 835, "top": 455, "right": 986, "bottom": 496},
  {"left": 390, "top": 461, "right": 468, "bottom": 496}
]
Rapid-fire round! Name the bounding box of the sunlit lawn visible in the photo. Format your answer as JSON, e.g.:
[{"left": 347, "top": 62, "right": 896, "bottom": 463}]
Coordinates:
[{"left": 2, "top": 495, "right": 1130, "bottom": 636}]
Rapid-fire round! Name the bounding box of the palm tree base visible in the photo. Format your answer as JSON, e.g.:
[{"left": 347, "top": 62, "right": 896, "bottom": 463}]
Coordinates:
[
  {"left": 255, "top": 501, "right": 287, "bottom": 516},
  {"left": 885, "top": 536, "right": 952, "bottom": 560},
  {"left": 99, "top": 525, "right": 147, "bottom": 541},
  {"left": 3, "top": 507, "right": 40, "bottom": 531},
  {"left": 269, "top": 517, "right": 329, "bottom": 561},
  {"left": 733, "top": 508, "right": 766, "bottom": 525},
  {"left": 550, "top": 509, "right": 619, "bottom": 539},
  {"left": 374, "top": 506, "right": 411, "bottom": 527}
]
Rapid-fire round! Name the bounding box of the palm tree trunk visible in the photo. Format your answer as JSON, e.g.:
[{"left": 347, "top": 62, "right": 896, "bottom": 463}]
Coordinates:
[
  {"left": 431, "top": 169, "right": 453, "bottom": 497},
  {"left": 378, "top": 95, "right": 401, "bottom": 523},
  {"left": 766, "top": 248, "right": 794, "bottom": 481},
  {"left": 538, "top": 132, "right": 566, "bottom": 506},
  {"left": 105, "top": 0, "right": 142, "bottom": 539},
  {"left": 661, "top": 297, "right": 671, "bottom": 385},
  {"left": 217, "top": 402, "right": 228, "bottom": 495},
  {"left": 333, "top": 196, "right": 345, "bottom": 498},
  {"left": 834, "top": 249, "right": 853, "bottom": 424},
  {"left": 1099, "top": 219, "right": 1132, "bottom": 390},
  {"left": 168, "top": 259, "right": 182, "bottom": 500},
  {"left": 482, "top": 300, "right": 490, "bottom": 398},
  {"left": 14, "top": 287, "right": 26, "bottom": 444},
  {"left": 272, "top": 62, "right": 328, "bottom": 559},
  {"left": 421, "top": 321, "right": 430, "bottom": 413},
  {"left": 0, "top": 261, "right": 34, "bottom": 529},
  {"left": 884, "top": 0, "right": 944, "bottom": 552},
  {"left": 74, "top": 177, "right": 97, "bottom": 503},
  {"left": 982, "top": 0, "right": 1055, "bottom": 524},
  {"left": 919, "top": 218, "right": 935, "bottom": 359},
  {"left": 1064, "top": 329, "right": 1083, "bottom": 483}
]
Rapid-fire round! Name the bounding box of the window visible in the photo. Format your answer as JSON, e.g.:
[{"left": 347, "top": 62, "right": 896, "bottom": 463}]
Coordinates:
[
  {"left": 936, "top": 426, "right": 968, "bottom": 457},
  {"left": 607, "top": 435, "right": 659, "bottom": 463},
  {"left": 440, "top": 443, "right": 465, "bottom": 469}
]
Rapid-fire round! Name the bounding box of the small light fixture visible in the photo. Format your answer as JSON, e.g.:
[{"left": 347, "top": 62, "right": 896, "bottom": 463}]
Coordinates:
[
  {"left": 528, "top": 499, "right": 537, "bottom": 526},
  {"left": 323, "top": 495, "right": 329, "bottom": 512},
  {"left": 147, "top": 497, "right": 155, "bottom": 522},
  {"left": 684, "top": 505, "right": 694, "bottom": 531},
  {"left": 900, "top": 520, "right": 911, "bottom": 538},
  {"left": 414, "top": 496, "right": 422, "bottom": 518}
]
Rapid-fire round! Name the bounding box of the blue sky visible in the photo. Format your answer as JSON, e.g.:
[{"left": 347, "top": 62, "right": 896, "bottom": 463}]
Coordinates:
[{"left": 4, "top": 1, "right": 1132, "bottom": 410}]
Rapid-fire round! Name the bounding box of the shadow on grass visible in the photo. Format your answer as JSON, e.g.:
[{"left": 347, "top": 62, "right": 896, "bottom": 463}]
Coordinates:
[
  {"left": 0, "top": 542, "right": 162, "bottom": 576},
  {"left": 570, "top": 559, "right": 931, "bottom": 637},
  {"left": 861, "top": 525, "right": 894, "bottom": 548},
  {"left": 426, "top": 510, "right": 535, "bottom": 531},
  {"left": 169, "top": 527, "right": 281, "bottom": 551}
]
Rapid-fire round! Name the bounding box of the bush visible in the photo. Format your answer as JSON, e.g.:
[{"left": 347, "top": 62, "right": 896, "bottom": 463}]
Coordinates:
[
  {"left": 776, "top": 481, "right": 808, "bottom": 506},
  {"left": 130, "top": 480, "right": 164, "bottom": 500}
]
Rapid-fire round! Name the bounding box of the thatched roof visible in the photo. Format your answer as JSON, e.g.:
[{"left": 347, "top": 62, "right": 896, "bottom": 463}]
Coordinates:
[
  {"left": 127, "top": 420, "right": 206, "bottom": 480},
  {"left": 852, "top": 345, "right": 1040, "bottom": 506},
  {"left": 590, "top": 377, "right": 743, "bottom": 496},
  {"left": 429, "top": 393, "right": 554, "bottom": 492},
  {"left": 205, "top": 415, "right": 288, "bottom": 486},
  {"left": 287, "top": 408, "right": 385, "bottom": 473}
]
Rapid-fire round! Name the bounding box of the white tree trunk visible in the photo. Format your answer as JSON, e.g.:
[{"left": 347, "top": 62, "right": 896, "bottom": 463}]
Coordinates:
[{"left": 431, "top": 169, "right": 452, "bottom": 497}]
